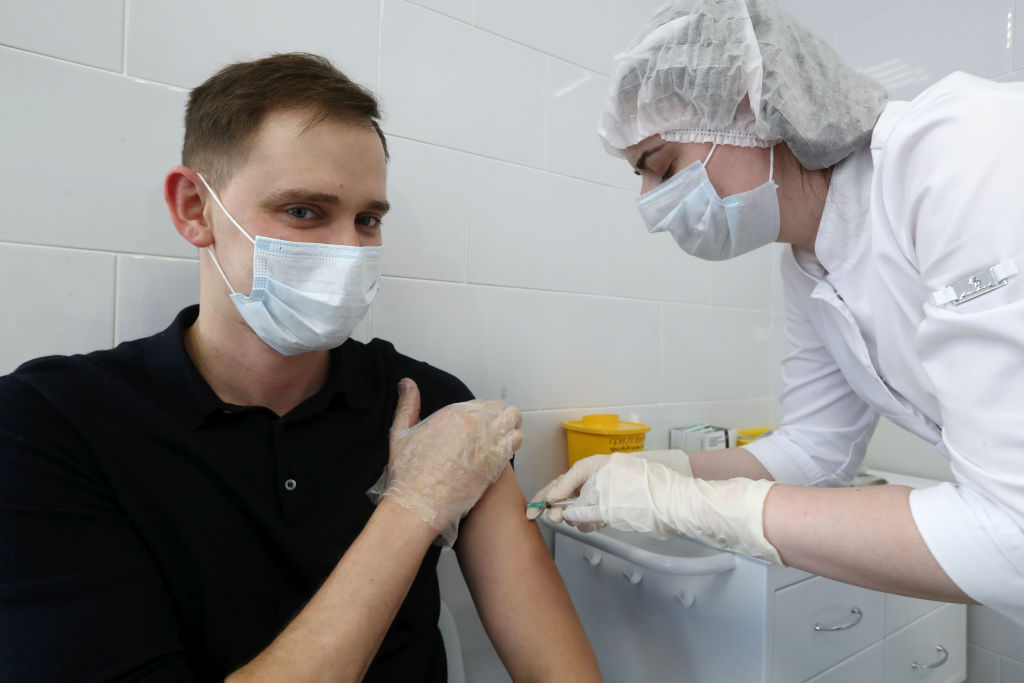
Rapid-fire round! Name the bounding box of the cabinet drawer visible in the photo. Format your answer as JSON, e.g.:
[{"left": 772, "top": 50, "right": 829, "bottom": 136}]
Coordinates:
[
  {"left": 885, "top": 592, "right": 944, "bottom": 633},
  {"left": 884, "top": 603, "right": 966, "bottom": 683},
  {"left": 773, "top": 576, "right": 884, "bottom": 682},
  {"left": 806, "top": 642, "right": 884, "bottom": 683}
]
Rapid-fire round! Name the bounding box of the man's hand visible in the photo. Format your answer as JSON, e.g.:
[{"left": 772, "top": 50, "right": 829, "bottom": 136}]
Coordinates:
[{"left": 381, "top": 378, "right": 523, "bottom": 545}]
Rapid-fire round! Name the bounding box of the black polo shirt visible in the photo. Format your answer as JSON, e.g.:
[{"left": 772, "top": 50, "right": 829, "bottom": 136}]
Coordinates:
[{"left": 0, "top": 305, "right": 473, "bottom": 682}]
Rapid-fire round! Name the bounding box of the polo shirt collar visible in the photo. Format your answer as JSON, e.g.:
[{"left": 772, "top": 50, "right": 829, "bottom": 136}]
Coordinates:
[{"left": 144, "top": 306, "right": 373, "bottom": 429}]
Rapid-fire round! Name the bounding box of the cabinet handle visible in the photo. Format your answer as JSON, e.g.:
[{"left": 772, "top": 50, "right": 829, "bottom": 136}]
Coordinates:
[
  {"left": 813, "top": 607, "right": 862, "bottom": 632},
  {"left": 910, "top": 645, "right": 949, "bottom": 670},
  {"left": 673, "top": 590, "right": 695, "bottom": 607}
]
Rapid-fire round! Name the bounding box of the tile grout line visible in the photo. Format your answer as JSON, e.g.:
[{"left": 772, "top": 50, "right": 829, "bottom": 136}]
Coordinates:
[
  {"left": 376, "top": 0, "right": 384, "bottom": 90},
  {"left": 112, "top": 255, "right": 120, "bottom": 348},
  {"left": 378, "top": 274, "right": 775, "bottom": 312},
  {"left": 0, "top": 44, "right": 187, "bottom": 92},
  {"left": 121, "top": 0, "right": 129, "bottom": 75},
  {"left": 0, "top": 240, "right": 198, "bottom": 261}
]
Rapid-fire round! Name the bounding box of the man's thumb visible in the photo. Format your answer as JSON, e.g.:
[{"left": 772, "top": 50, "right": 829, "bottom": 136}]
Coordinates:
[{"left": 391, "top": 378, "right": 421, "bottom": 433}]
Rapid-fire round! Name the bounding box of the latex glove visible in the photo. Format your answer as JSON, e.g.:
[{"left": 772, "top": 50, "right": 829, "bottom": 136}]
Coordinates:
[
  {"left": 561, "top": 453, "right": 783, "bottom": 564},
  {"left": 374, "top": 378, "right": 523, "bottom": 546},
  {"left": 526, "top": 449, "right": 693, "bottom": 531}
]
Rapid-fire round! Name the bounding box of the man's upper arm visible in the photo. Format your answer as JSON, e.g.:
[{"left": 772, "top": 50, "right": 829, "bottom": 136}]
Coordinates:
[{"left": 0, "top": 375, "right": 197, "bottom": 681}]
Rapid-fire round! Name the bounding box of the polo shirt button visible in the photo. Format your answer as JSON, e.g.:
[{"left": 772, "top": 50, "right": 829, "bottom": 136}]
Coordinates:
[{"left": 284, "top": 478, "right": 297, "bottom": 491}]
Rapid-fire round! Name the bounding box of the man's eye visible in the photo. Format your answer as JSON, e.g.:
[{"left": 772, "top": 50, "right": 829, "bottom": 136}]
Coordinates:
[
  {"left": 356, "top": 215, "right": 381, "bottom": 228},
  {"left": 286, "top": 207, "right": 315, "bottom": 219},
  {"left": 660, "top": 165, "right": 675, "bottom": 182}
]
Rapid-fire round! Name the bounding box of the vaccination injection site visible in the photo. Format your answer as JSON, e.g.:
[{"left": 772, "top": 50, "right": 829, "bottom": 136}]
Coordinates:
[{"left": 4, "top": 0, "right": 1024, "bottom": 681}]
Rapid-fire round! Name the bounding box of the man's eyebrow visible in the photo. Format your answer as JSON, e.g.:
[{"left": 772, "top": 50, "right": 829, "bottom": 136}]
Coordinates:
[
  {"left": 262, "top": 190, "right": 390, "bottom": 214},
  {"left": 365, "top": 199, "right": 391, "bottom": 214},
  {"left": 633, "top": 144, "right": 665, "bottom": 176},
  {"left": 264, "top": 189, "right": 340, "bottom": 206}
]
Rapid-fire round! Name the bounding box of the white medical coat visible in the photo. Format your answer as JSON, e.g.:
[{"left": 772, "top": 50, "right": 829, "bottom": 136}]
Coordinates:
[{"left": 744, "top": 72, "right": 1024, "bottom": 623}]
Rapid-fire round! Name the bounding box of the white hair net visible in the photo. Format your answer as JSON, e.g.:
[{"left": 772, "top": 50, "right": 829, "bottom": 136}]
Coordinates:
[{"left": 598, "top": 0, "right": 887, "bottom": 170}]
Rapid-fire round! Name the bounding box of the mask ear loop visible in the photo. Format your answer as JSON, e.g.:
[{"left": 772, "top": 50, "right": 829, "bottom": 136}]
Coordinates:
[
  {"left": 768, "top": 144, "right": 776, "bottom": 182},
  {"left": 702, "top": 142, "right": 718, "bottom": 167},
  {"left": 194, "top": 172, "right": 254, "bottom": 296},
  {"left": 195, "top": 173, "right": 256, "bottom": 244}
]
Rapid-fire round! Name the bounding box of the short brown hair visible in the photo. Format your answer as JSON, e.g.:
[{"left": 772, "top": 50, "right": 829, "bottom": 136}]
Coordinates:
[{"left": 183, "top": 52, "right": 388, "bottom": 190}]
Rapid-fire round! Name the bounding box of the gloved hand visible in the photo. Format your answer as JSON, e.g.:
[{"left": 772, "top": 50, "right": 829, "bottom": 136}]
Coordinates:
[
  {"left": 374, "top": 378, "right": 523, "bottom": 546},
  {"left": 526, "top": 449, "right": 693, "bottom": 531},
  {"left": 534, "top": 452, "right": 783, "bottom": 564}
]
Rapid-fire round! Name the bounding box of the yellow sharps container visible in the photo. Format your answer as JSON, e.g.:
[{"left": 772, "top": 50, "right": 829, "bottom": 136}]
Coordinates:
[{"left": 563, "top": 414, "right": 651, "bottom": 466}]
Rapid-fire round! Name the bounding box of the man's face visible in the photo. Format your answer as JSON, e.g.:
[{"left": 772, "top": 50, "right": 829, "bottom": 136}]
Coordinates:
[{"left": 205, "top": 109, "right": 389, "bottom": 295}]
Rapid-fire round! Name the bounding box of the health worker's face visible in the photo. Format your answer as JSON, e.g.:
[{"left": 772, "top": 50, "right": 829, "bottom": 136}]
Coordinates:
[{"left": 625, "top": 135, "right": 773, "bottom": 199}]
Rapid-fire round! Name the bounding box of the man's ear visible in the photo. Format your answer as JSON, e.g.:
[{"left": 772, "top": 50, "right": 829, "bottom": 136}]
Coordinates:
[{"left": 165, "top": 166, "right": 213, "bottom": 247}]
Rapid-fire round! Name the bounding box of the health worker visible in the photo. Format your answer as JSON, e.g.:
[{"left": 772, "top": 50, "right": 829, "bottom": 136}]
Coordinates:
[{"left": 528, "top": 0, "right": 1024, "bottom": 624}]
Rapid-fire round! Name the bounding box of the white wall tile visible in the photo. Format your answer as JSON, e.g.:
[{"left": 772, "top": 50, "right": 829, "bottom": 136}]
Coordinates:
[
  {"left": 474, "top": 0, "right": 614, "bottom": 74},
  {"left": 710, "top": 246, "right": 774, "bottom": 310},
  {"left": 967, "top": 645, "right": 999, "bottom": 683},
  {"left": 1004, "top": 657, "right": 1024, "bottom": 683},
  {"left": 467, "top": 158, "right": 609, "bottom": 294},
  {"left": 126, "top": 0, "right": 379, "bottom": 88},
  {"left": 969, "top": 605, "right": 1024, "bottom": 662},
  {"left": 115, "top": 255, "right": 199, "bottom": 344},
  {"left": 408, "top": 0, "right": 472, "bottom": 23},
  {"left": 994, "top": 68, "right": 1024, "bottom": 82},
  {"left": 545, "top": 59, "right": 636, "bottom": 189},
  {"left": 861, "top": 417, "right": 954, "bottom": 481},
  {"left": 1017, "top": 0, "right": 1024, "bottom": 71},
  {"left": 704, "top": 399, "right": 773, "bottom": 433},
  {"left": 382, "top": 137, "right": 468, "bottom": 282},
  {"left": 380, "top": 0, "right": 546, "bottom": 168},
  {"left": 774, "top": 0, "right": 907, "bottom": 37},
  {"left": 835, "top": 0, "right": 1015, "bottom": 100},
  {"left": 661, "top": 304, "right": 771, "bottom": 402},
  {"left": 515, "top": 408, "right": 583, "bottom": 499},
  {"left": 0, "top": 49, "right": 189, "bottom": 258},
  {"left": 370, "top": 278, "right": 543, "bottom": 410},
  {"left": 607, "top": 189, "right": 713, "bottom": 303},
  {"left": 0, "top": 1, "right": 124, "bottom": 71},
  {"left": 0, "top": 244, "right": 114, "bottom": 375},
  {"left": 538, "top": 293, "right": 660, "bottom": 409}
]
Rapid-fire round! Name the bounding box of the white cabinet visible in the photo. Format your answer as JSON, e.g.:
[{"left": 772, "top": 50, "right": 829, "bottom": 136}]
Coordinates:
[
  {"left": 773, "top": 576, "right": 886, "bottom": 682},
  {"left": 807, "top": 642, "right": 884, "bottom": 683},
  {"left": 552, "top": 524, "right": 966, "bottom": 682},
  {"left": 884, "top": 604, "right": 966, "bottom": 683},
  {"left": 770, "top": 574, "right": 964, "bottom": 682}
]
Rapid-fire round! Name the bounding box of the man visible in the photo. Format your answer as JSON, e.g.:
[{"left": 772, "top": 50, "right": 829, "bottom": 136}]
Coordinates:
[{"left": 0, "top": 53, "right": 601, "bottom": 682}]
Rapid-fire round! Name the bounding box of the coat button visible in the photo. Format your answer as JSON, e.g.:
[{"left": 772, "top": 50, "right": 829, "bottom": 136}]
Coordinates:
[{"left": 284, "top": 479, "right": 297, "bottom": 491}]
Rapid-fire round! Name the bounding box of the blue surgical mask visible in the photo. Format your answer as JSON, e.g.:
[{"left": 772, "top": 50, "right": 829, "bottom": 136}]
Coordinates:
[
  {"left": 636, "top": 144, "right": 780, "bottom": 261},
  {"left": 197, "top": 173, "right": 381, "bottom": 356}
]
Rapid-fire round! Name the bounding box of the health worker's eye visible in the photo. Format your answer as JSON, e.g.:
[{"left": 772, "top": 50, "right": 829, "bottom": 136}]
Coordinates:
[{"left": 356, "top": 215, "right": 382, "bottom": 228}]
